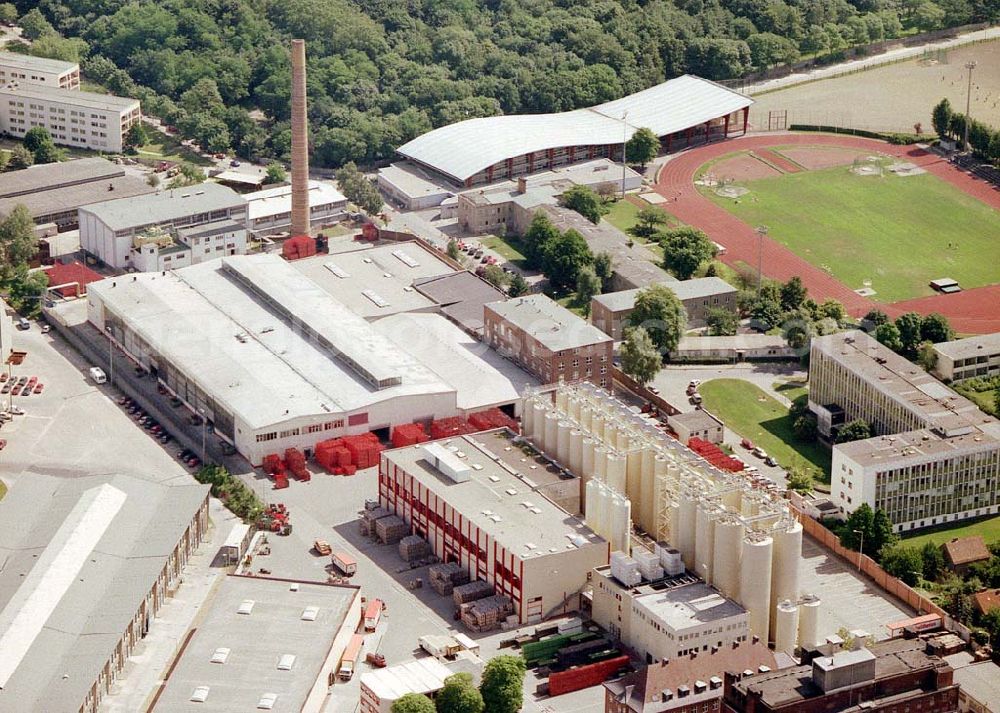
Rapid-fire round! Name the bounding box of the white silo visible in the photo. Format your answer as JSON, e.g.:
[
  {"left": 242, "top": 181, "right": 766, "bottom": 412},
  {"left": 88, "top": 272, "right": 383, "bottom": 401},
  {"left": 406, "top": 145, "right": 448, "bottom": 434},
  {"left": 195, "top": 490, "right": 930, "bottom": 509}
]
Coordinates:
[
  {"left": 569, "top": 429, "right": 584, "bottom": 475},
  {"left": 609, "top": 491, "right": 632, "bottom": 554},
  {"left": 740, "top": 534, "right": 774, "bottom": 645},
  {"left": 607, "top": 453, "right": 627, "bottom": 493},
  {"left": 531, "top": 401, "right": 547, "bottom": 442},
  {"left": 555, "top": 387, "right": 569, "bottom": 415},
  {"left": 578, "top": 403, "right": 593, "bottom": 431},
  {"left": 557, "top": 419, "right": 572, "bottom": 464},
  {"left": 676, "top": 491, "right": 697, "bottom": 570},
  {"left": 543, "top": 411, "right": 559, "bottom": 454},
  {"left": 567, "top": 394, "right": 581, "bottom": 422},
  {"left": 774, "top": 599, "right": 800, "bottom": 654},
  {"left": 590, "top": 411, "right": 605, "bottom": 441},
  {"left": 585, "top": 479, "right": 606, "bottom": 537},
  {"left": 720, "top": 486, "right": 741, "bottom": 511},
  {"left": 605, "top": 423, "right": 619, "bottom": 450},
  {"left": 626, "top": 449, "right": 642, "bottom": 507},
  {"left": 522, "top": 398, "right": 536, "bottom": 440},
  {"left": 713, "top": 516, "right": 745, "bottom": 601},
  {"left": 798, "top": 594, "right": 821, "bottom": 649},
  {"left": 769, "top": 519, "right": 803, "bottom": 634},
  {"left": 694, "top": 501, "right": 719, "bottom": 585},
  {"left": 594, "top": 446, "right": 609, "bottom": 481},
  {"left": 581, "top": 437, "right": 596, "bottom": 482},
  {"left": 668, "top": 500, "right": 680, "bottom": 549}
]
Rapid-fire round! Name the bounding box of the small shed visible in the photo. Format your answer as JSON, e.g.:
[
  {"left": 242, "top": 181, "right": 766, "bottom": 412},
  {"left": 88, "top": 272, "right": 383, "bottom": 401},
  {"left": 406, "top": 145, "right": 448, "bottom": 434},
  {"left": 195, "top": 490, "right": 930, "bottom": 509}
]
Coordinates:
[{"left": 941, "top": 535, "right": 991, "bottom": 575}]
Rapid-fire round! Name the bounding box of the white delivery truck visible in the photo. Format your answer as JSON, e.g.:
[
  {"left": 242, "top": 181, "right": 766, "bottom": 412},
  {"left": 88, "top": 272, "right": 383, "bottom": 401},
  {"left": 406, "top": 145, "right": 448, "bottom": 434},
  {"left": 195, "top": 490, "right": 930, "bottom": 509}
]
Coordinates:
[{"left": 88, "top": 367, "right": 107, "bottom": 384}]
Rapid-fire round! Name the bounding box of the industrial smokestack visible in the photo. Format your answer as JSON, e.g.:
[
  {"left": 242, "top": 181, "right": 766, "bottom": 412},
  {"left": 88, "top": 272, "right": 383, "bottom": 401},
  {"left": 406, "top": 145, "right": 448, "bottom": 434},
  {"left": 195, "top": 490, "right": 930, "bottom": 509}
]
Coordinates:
[{"left": 290, "top": 39, "right": 310, "bottom": 237}]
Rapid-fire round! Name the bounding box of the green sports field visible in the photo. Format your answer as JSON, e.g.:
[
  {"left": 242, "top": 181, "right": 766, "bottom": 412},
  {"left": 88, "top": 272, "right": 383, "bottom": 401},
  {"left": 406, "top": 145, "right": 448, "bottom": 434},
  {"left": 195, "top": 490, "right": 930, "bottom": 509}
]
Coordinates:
[{"left": 704, "top": 166, "right": 1000, "bottom": 303}]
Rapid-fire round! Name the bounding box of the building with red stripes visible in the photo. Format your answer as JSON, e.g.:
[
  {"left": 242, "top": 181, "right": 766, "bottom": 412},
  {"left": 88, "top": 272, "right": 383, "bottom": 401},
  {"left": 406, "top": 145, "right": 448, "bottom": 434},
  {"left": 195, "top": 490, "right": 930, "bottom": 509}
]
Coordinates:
[{"left": 379, "top": 429, "right": 608, "bottom": 624}]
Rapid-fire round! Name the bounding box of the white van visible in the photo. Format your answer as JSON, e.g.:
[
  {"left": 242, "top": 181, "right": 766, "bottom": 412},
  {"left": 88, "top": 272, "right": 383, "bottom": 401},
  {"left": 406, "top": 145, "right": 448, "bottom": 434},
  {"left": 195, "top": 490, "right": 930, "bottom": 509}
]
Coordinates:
[{"left": 88, "top": 367, "right": 107, "bottom": 384}]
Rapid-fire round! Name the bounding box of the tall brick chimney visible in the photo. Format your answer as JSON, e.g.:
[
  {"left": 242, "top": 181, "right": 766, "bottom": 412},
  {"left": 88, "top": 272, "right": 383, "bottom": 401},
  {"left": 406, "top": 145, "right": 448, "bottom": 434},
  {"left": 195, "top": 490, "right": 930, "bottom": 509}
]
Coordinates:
[{"left": 290, "top": 39, "right": 310, "bottom": 237}]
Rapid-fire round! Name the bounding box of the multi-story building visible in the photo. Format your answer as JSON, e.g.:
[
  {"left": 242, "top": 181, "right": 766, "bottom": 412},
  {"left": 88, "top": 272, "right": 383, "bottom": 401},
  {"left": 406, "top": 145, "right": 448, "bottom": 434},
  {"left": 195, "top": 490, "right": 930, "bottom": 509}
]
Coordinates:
[
  {"left": 720, "top": 638, "right": 959, "bottom": 713},
  {"left": 0, "top": 51, "right": 79, "bottom": 89},
  {"left": 243, "top": 179, "right": 348, "bottom": 238},
  {"left": 0, "top": 82, "right": 140, "bottom": 153},
  {"left": 79, "top": 182, "right": 248, "bottom": 269},
  {"left": 590, "top": 277, "right": 739, "bottom": 338},
  {"left": 808, "top": 331, "right": 1000, "bottom": 532},
  {"left": 379, "top": 429, "right": 609, "bottom": 624},
  {"left": 604, "top": 639, "right": 777, "bottom": 713},
  {"left": 129, "top": 220, "right": 247, "bottom": 272},
  {"left": 932, "top": 332, "right": 1000, "bottom": 383},
  {"left": 485, "top": 294, "right": 613, "bottom": 387},
  {"left": 592, "top": 567, "right": 749, "bottom": 665}
]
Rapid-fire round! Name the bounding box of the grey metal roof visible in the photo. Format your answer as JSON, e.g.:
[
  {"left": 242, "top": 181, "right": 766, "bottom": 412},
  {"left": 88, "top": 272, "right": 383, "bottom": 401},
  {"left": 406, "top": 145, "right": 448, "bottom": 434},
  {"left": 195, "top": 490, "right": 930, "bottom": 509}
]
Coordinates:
[
  {"left": 397, "top": 75, "right": 753, "bottom": 182},
  {"left": 0, "top": 51, "right": 77, "bottom": 76},
  {"left": 79, "top": 182, "right": 245, "bottom": 231},
  {"left": 153, "top": 576, "right": 359, "bottom": 713},
  {"left": 0, "top": 159, "right": 154, "bottom": 220},
  {"left": 412, "top": 271, "right": 506, "bottom": 333},
  {"left": 0, "top": 82, "right": 138, "bottom": 112},
  {"left": 593, "top": 277, "right": 737, "bottom": 312},
  {"left": 0, "top": 473, "right": 209, "bottom": 713},
  {"left": 486, "top": 294, "right": 612, "bottom": 352},
  {"left": 932, "top": 332, "right": 1000, "bottom": 360}
]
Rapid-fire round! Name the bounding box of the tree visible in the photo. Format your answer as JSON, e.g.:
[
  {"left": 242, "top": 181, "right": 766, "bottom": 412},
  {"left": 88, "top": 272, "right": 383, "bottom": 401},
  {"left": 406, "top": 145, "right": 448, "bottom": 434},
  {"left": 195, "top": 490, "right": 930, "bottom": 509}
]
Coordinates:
[
  {"left": 917, "top": 341, "right": 938, "bottom": 372},
  {"left": 479, "top": 655, "right": 525, "bottom": 713},
  {"left": 629, "top": 284, "right": 686, "bottom": 355},
  {"left": 921, "top": 542, "right": 944, "bottom": 580},
  {"left": 659, "top": 227, "right": 716, "bottom": 280},
  {"left": 793, "top": 414, "right": 818, "bottom": 442},
  {"left": 23, "top": 127, "right": 59, "bottom": 164},
  {"left": 895, "top": 312, "right": 924, "bottom": 356},
  {"left": 483, "top": 264, "right": 509, "bottom": 290},
  {"left": 625, "top": 127, "right": 659, "bottom": 168},
  {"left": 593, "top": 251, "right": 613, "bottom": 291},
  {"left": 705, "top": 307, "right": 738, "bottom": 336},
  {"left": 786, "top": 467, "right": 813, "bottom": 495},
  {"left": 522, "top": 212, "right": 559, "bottom": 268},
  {"left": 746, "top": 32, "right": 799, "bottom": 70},
  {"left": 559, "top": 185, "right": 607, "bottom": 224},
  {"left": 875, "top": 322, "right": 903, "bottom": 353},
  {"left": 881, "top": 545, "right": 924, "bottom": 586},
  {"left": 620, "top": 327, "right": 662, "bottom": 385},
  {"left": 841, "top": 504, "right": 897, "bottom": 560},
  {"left": 0, "top": 4, "right": 16, "bottom": 24},
  {"left": 920, "top": 313, "right": 952, "bottom": 344},
  {"left": 780, "top": 276, "right": 808, "bottom": 312},
  {"left": 334, "top": 162, "right": 383, "bottom": 216},
  {"left": 912, "top": 1, "right": 946, "bottom": 30},
  {"left": 167, "top": 163, "right": 205, "bottom": 188},
  {"left": 837, "top": 418, "right": 872, "bottom": 443},
  {"left": 508, "top": 273, "right": 529, "bottom": 297},
  {"left": 632, "top": 206, "right": 668, "bottom": 239},
  {"left": 0, "top": 205, "right": 39, "bottom": 277},
  {"left": 446, "top": 240, "right": 460, "bottom": 261},
  {"left": 575, "top": 265, "right": 601, "bottom": 314},
  {"left": 819, "top": 298, "right": 846, "bottom": 322},
  {"left": 146, "top": 173, "right": 160, "bottom": 189},
  {"left": 543, "top": 229, "right": 592, "bottom": 290},
  {"left": 932, "top": 98, "right": 953, "bottom": 139},
  {"left": 749, "top": 296, "right": 783, "bottom": 331},
  {"left": 264, "top": 161, "right": 287, "bottom": 184},
  {"left": 19, "top": 8, "right": 54, "bottom": 40},
  {"left": 862, "top": 309, "right": 889, "bottom": 331},
  {"left": 7, "top": 145, "right": 33, "bottom": 171},
  {"left": 436, "top": 673, "right": 484, "bottom": 713},
  {"left": 392, "top": 693, "right": 436, "bottom": 713}
]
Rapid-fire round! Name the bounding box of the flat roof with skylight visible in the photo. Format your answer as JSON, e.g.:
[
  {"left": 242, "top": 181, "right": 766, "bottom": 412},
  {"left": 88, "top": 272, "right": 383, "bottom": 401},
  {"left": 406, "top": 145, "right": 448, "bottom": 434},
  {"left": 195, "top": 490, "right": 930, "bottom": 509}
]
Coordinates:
[{"left": 152, "top": 575, "right": 359, "bottom": 713}]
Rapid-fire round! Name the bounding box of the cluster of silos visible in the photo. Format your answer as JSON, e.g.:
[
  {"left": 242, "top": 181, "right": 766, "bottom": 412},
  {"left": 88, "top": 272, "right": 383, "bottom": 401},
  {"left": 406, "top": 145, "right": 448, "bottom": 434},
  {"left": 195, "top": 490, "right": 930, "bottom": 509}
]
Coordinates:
[{"left": 585, "top": 479, "right": 631, "bottom": 553}]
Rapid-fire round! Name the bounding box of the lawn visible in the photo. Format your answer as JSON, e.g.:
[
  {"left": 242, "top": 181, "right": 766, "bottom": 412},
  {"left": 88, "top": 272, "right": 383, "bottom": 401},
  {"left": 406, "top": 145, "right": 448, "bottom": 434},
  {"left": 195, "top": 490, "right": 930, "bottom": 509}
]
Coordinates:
[
  {"left": 953, "top": 384, "right": 998, "bottom": 417},
  {"left": 136, "top": 128, "right": 214, "bottom": 167},
  {"left": 699, "top": 378, "right": 831, "bottom": 485},
  {"left": 772, "top": 379, "right": 808, "bottom": 404},
  {"left": 480, "top": 235, "right": 527, "bottom": 268},
  {"left": 604, "top": 199, "right": 642, "bottom": 234},
  {"left": 901, "top": 515, "right": 1000, "bottom": 548},
  {"left": 704, "top": 166, "right": 1000, "bottom": 303}
]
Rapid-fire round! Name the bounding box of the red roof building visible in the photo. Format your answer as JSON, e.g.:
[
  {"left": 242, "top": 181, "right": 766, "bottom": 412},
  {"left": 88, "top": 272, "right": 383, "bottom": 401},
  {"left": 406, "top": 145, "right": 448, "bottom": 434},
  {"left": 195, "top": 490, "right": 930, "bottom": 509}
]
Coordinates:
[
  {"left": 45, "top": 261, "right": 104, "bottom": 298},
  {"left": 972, "top": 588, "right": 1000, "bottom": 616}
]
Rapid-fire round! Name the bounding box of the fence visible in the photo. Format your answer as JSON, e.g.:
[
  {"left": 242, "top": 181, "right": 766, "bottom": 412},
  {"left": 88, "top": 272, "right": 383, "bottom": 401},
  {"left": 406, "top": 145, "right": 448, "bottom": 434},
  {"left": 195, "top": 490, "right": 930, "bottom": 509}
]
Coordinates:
[{"left": 789, "top": 501, "right": 972, "bottom": 641}]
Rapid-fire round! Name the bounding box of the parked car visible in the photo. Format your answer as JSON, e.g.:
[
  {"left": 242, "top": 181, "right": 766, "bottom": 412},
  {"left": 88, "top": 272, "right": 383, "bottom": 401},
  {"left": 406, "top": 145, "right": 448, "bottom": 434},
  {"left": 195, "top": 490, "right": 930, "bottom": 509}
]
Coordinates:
[
  {"left": 764, "top": 456, "right": 778, "bottom": 467},
  {"left": 689, "top": 393, "right": 703, "bottom": 405},
  {"left": 740, "top": 438, "right": 754, "bottom": 450},
  {"left": 229, "top": 159, "right": 241, "bottom": 167},
  {"left": 752, "top": 447, "right": 767, "bottom": 459},
  {"left": 688, "top": 379, "right": 701, "bottom": 388}
]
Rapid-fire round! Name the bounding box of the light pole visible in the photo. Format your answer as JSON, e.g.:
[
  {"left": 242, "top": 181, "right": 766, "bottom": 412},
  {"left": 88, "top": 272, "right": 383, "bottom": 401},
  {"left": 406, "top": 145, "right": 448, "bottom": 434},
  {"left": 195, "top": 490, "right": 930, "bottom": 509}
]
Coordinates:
[
  {"left": 964, "top": 61, "right": 976, "bottom": 152},
  {"left": 755, "top": 226, "right": 768, "bottom": 294},
  {"left": 199, "top": 407, "right": 206, "bottom": 461},
  {"left": 621, "top": 111, "right": 629, "bottom": 199},
  {"left": 853, "top": 528, "right": 864, "bottom": 572},
  {"left": 108, "top": 332, "right": 114, "bottom": 386}
]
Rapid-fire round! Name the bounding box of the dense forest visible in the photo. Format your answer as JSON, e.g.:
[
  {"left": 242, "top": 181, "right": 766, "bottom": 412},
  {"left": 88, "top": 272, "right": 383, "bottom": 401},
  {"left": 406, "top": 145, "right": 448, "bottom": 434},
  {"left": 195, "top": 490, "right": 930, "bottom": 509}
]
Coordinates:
[{"left": 11, "top": 0, "right": 999, "bottom": 167}]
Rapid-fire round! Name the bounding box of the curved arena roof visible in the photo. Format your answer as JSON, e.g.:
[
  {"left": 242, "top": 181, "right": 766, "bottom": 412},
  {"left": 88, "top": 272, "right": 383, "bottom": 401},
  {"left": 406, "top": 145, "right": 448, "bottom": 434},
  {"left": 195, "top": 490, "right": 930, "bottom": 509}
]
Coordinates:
[{"left": 397, "top": 75, "right": 753, "bottom": 183}]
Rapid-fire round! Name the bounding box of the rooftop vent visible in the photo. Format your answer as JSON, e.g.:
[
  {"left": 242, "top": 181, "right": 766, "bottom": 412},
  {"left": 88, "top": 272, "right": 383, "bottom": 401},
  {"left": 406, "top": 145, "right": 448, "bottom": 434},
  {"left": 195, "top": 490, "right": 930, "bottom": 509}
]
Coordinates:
[
  {"left": 257, "top": 693, "right": 278, "bottom": 710},
  {"left": 237, "top": 599, "right": 255, "bottom": 615},
  {"left": 210, "top": 648, "right": 230, "bottom": 664},
  {"left": 277, "top": 654, "right": 296, "bottom": 671},
  {"left": 190, "top": 686, "right": 210, "bottom": 703},
  {"left": 301, "top": 606, "right": 319, "bottom": 621}
]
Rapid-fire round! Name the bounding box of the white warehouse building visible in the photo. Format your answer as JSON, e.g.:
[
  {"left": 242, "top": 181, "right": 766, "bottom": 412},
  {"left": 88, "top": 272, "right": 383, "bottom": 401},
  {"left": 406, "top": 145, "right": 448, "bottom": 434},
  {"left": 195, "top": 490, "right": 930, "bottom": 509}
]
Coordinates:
[
  {"left": 244, "top": 179, "right": 348, "bottom": 238},
  {"left": 86, "top": 254, "right": 536, "bottom": 465}
]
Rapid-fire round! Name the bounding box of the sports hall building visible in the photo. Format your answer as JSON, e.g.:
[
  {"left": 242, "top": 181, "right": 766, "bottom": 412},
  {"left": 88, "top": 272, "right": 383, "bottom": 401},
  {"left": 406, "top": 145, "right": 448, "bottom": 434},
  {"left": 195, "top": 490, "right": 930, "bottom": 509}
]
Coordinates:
[{"left": 396, "top": 75, "right": 752, "bottom": 188}]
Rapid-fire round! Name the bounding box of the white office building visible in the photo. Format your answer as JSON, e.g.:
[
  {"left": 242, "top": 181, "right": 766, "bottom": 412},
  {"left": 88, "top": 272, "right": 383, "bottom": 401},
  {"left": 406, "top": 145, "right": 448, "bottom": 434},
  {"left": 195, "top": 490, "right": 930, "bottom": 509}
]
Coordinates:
[{"left": 244, "top": 180, "right": 347, "bottom": 238}]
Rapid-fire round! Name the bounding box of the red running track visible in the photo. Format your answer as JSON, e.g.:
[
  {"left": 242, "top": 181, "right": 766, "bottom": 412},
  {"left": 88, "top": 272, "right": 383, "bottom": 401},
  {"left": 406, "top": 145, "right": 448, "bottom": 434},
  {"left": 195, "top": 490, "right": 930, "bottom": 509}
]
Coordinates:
[{"left": 655, "top": 133, "right": 1000, "bottom": 334}]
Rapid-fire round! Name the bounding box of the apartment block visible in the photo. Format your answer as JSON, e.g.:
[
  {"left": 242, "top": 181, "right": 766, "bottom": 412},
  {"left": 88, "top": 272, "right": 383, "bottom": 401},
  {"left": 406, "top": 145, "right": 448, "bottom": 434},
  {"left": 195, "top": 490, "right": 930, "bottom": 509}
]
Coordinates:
[
  {"left": 0, "top": 52, "right": 79, "bottom": 89},
  {"left": 0, "top": 82, "right": 140, "bottom": 153},
  {"left": 932, "top": 332, "right": 1000, "bottom": 383},
  {"left": 809, "top": 331, "right": 1000, "bottom": 532},
  {"left": 484, "top": 294, "right": 613, "bottom": 387}
]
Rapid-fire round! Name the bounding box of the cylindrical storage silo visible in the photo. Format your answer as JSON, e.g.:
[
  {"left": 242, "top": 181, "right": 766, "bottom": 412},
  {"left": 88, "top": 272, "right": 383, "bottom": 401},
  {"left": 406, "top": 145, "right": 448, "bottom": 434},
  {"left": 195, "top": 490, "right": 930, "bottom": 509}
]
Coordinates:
[
  {"left": 605, "top": 423, "right": 619, "bottom": 450},
  {"left": 668, "top": 500, "right": 680, "bottom": 549},
  {"left": 609, "top": 492, "right": 632, "bottom": 554},
  {"left": 720, "top": 486, "right": 741, "bottom": 511},
  {"left": 713, "top": 517, "right": 744, "bottom": 601},
  {"left": 522, "top": 398, "right": 536, "bottom": 440},
  {"left": 555, "top": 387, "right": 569, "bottom": 415},
  {"left": 557, "top": 420, "right": 572, "bottom": 464},
  {"left": 740, "top": 534, "right": 773, "bottom": 645},
  {"left": 607, "top": 453, "right": 627, "bottom": 493},
  {"left": 694, "top": 501, "right": 719, "bottom": 585},
  {"left": 769, "top": 519, "right": 803, "bottom": 634},
  {"left": 591, "top": 411, "right": 606, "bottom": 441},
  {"left": 531, "top": 401, "right": 547, "bottom": 443},
  {"left": 569, "top": 429, "right": 584, "bottom": 475},
  {"left": 581, "top": 437, "right": 596, "bottom": 482},
  {"left": 585, "top": 479, "right": 604, "bottom": 536},
  {"left": 578, "top": 403, "right": 592, "bottom": 431},
  {"left": 626, "top": 449, "right": 642, "bottom": 507},
  {"left": 567, "top": 394, "right": 581, "bottom": 422},
  {"left": 544, "top": 411, "right": 559, "bottom": 455},
  {"left": 774, "top": 600, "right": 800, "bottom": 654},
  {"left": 798, "top": 595, "right": 821, "bottom": 650},
  {"left": 594, "top": 446, "right": 609, "bottom": 482},
  {"left": 676, "top": 491, "right": 697, "bottom": 571}
]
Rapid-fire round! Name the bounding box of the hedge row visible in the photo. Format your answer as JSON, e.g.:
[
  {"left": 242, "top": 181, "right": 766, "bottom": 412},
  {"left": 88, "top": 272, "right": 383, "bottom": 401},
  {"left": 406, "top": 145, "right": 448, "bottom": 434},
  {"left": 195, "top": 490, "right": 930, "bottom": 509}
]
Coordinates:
[{"left": 789, "top": 124, "right": 927, "bottom": 145}]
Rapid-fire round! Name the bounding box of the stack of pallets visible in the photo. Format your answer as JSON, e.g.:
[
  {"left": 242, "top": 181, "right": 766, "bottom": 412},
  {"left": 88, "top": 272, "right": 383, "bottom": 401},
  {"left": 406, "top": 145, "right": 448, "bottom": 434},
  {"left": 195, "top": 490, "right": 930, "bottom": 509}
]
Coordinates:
[
  {"left": 375, "top": 515, "right": 408, "bottom": 545},
  {"left": 398, "top": 535, "right": 431, "bottom": 562},
  {"left": 453, "top": 580, "right": 494, "bottom": 606},
  {"left": 429, "top": 563, "right": 470, "bottom": 595},
  {"left": 460, "top": 595, "right": 514, "bottom": 633}
]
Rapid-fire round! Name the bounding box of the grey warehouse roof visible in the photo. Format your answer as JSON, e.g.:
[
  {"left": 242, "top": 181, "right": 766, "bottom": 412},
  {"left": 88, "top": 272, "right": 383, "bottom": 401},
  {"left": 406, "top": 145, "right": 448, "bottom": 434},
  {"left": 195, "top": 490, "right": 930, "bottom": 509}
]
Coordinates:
[
  {"left": 0, "top": 473, "right": 208, "bottom": 713},
  {"left": 398, "top": 75, "right": 752, "bottom": 182},
  {"left": 933, "top": 332, "right": 1000, "bottom": 360},
  {"left": 487, "top": 294, "right": 612, "bottom": 352},
  {"left": 80, "top": 182, "right": 244, "bottom": 231},
  {"left": 593, "top": 277, "right": 737, "bottom": 312}
]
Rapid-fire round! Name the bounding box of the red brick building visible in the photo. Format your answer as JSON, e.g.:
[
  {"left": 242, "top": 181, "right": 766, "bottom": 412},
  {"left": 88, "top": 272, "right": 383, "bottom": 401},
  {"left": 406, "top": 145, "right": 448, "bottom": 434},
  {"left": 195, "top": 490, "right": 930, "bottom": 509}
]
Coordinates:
[{"left": 721, "top": 639, "right": 959, "bottom": 713}]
